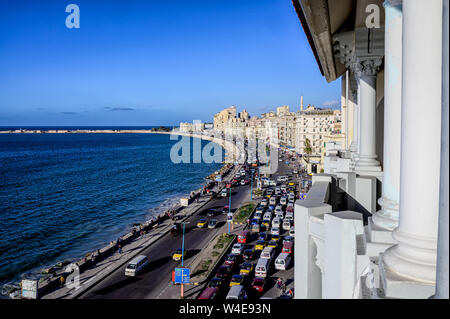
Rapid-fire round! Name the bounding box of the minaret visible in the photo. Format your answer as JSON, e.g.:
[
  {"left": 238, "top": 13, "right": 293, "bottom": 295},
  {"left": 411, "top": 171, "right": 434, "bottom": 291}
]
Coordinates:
[{"left": 300, "top": 95, "right": 304, "bottom": 111}]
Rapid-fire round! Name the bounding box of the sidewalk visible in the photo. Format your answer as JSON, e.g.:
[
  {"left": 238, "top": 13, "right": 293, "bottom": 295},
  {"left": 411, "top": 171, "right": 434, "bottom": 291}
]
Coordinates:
[{"left": 41, "top": 164, "right": 242, "bottom": 299}]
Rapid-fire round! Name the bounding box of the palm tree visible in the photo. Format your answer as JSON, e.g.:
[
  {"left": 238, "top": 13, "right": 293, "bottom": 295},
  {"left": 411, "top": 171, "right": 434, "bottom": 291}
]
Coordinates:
[{"left": 304, "top": 138, "right": 312, "bottom": 164}]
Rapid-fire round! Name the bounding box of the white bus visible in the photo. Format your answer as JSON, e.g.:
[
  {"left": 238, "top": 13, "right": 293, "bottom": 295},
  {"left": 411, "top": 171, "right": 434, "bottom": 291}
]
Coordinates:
[{"left": 125, "top": 255, "right": 149, "bottom": 277}]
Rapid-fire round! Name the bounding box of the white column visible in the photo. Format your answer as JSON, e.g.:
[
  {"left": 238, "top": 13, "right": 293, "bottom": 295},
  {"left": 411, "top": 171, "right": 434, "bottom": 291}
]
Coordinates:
[
  {"left": 354, "top": 58, "right": 382, "bottom": 172},
  {"left": 349, "top": 84, "right": 359, "bottom": 153},
  {"left": 383, "top": 0, "right": 443, "bottom": 285},
  {"left": 341, "top": 74, "right": 348, "bottom": 150},
  {"left": 372, "top": 0, "right": 402, "bottom": 231},
  {"left": 436, "top": 0, "right": 449, "bottom": 299}
]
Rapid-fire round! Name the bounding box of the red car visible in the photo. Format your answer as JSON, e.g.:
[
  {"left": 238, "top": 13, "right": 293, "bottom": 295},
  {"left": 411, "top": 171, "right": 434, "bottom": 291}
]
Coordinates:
[
  {"left": 252, "top": 277, "right": 266, "bottom": 293},
  {"left": 224, "top": 254, "right": 238, "bottom": 268}
]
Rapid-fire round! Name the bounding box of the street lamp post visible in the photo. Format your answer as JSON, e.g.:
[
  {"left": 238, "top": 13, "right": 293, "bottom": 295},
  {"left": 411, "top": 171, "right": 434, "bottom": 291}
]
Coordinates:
[{"left": 180, "top": 221, "right": 189, "bottom": 299}]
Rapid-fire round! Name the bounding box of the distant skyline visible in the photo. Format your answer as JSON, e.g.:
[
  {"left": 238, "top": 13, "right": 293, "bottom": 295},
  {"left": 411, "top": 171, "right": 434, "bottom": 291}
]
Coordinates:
[{"left": 0, "top": 0, "right": 340, "bottom": 126}]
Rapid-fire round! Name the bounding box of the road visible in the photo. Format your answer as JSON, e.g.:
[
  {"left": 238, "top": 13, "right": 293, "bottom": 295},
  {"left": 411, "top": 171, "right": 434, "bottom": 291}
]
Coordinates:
[
  {"left": 81, "top": 181, "right": 252, "bottom": 299},
  {"left": 82, "top": 148, "right": 302, "bottom": 299}
]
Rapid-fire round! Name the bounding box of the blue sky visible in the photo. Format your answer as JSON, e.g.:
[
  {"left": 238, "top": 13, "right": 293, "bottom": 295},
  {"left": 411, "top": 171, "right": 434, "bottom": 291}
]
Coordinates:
[{"left": 0, "top": 0, "right": 340, "bottom": 126}]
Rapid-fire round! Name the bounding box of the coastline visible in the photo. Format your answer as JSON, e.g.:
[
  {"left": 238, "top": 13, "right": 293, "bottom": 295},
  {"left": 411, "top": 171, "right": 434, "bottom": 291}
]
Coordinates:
[{"left": 0, "top": 130, "right": 243, "bottom": 298}]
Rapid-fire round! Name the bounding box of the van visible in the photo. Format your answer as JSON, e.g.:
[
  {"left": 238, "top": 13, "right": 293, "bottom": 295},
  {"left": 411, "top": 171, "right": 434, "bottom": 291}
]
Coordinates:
[
  {"left": 282, "top": 241, "right": 293, "bottom": 254},
  {"left": 275, "top": 253, "right": 292, "bottom": 271},
  {"left": 255, "top": 258, "right": 270, "bottom": 278},
  {"left": 226, "top": 285, "right": 247, "bottom": 299},
  {"left": 125, "top": 255, "right": 149, "bottom": 276},
  {"left": 260, "top": 246, "right": 275, "bottom": 260}
]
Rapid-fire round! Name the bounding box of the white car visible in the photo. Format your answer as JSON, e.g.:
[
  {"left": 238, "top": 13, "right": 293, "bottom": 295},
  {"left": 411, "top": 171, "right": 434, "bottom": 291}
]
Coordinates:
[
  {"left": 254, "top": 211, "right": 263, "bottom": 220},
  {"left": 269, "top": 180, "right": 277, "bottom": 186},
  {"left": 280, "top": 196, "right": 287, "bottom": 205},
  {"left": 261, "top": 199, "right": 268, "bottom": 206},
  {"left": 272, "top": 217, "right": 281, "bottom": 228},
  {"left": 289, "top": 226, "right": 295, "bottom": 237},
  {"left": 221, "top": 189, "right": 228, "bottom": 197},
  {"left": 269, "top": 196, "right": 277, "bottom": 205},
  {"left": 284, "top": 212, "right": 294, "bottom": 221},
  {"left": 232, "top": 243, "right": 244, "bottom": 255},
  {"left": 282, "top": 219, "right": 292, "bottom": 231},
  {"left": 271, "top": 227, "right": 280, "bottom": 236},
  {"left": 277, "top": 176, "right": 288, "bottom": 182}
]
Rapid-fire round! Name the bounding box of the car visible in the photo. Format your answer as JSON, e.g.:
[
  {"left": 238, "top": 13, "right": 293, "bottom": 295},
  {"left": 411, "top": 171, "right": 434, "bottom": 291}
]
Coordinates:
[
  {"left": 221, "top": 189, "right": 228, "bottom": 197},
  {"left": 241, "top": 179, "right": 246, "bottom": 186},
  {"left": 277, "top": 176, "right": 288, "bottom": 182},
  {"left": 208, "top": 219, "right": 218, "bottom": 229},
  {"left": 258, "top": 232, "right": 267, "bottom": 241},
  {"left": 224, "top": 254, "right": 238, "bottom": 267},
  {"left": 172, "top": 248, "right": 186, "bottom": 261},
  {"left": 198, "top": 287, "right": 219, "bottom": 299},
  {"left": 240, "top": 262, "right": 254, "bottom": 276},
  {"left": 207, "top": 209, "right": 218, "bottom": 217},
  {"left": 251, "top": 277, "right": 266, "bottom": 293},
  {"left": 216, "top": 265, "right": 232, "bottom": 279},
  {"left": 261, "top": 199, "right": 268, "bottom": 206},
  {"left": 282, "top": 219, "right": 292, "bottom": 231},
  {"left": 170, "top": 223, "right": 181, "bottom": 235},
  {"left": 271, "top": 234, "right": 280, "bottom": 242},
  {"left": 254, "top": 239, "right": 266, "bottom": 251},
  {"left": 208, "top": 277, "right": 224, "bottom": 289},
  {"left": 197, "top": 219, "right": 207, "bottom": 228},
  {"left": 229, "top": 274, "right": 245, "bottom": 287},
  {"left": 267, "top": 240, "right": 278, "bottom": 249},
  {"left": 289, "top": 226, "right": 295, "bottom": 237},
  {"left": 242, "top": 249, "right": 254, "bottom": 261},
  {"left": 271, "top": 227, "right": 280, "bottom": 236},
  {"left": 261, "top": 220, "right": 270, "bottom": 228},
  {"left": 231, "top": 243, "right": 244, "bottom": 255},
  {"left": 254, "top": 212, "right": 263, "bottom": 220},
  {"left": 293, "top": 169, "right": 298, "bottom": 174},
  {"left": 283, "top": 236, "right": 294, "bottom": 245}
]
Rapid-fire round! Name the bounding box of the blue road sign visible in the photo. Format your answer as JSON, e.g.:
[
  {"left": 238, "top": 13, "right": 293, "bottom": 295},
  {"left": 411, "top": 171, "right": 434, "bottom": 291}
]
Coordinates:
[{"left": 174, "top": 268, "right": 190, "bottom": 284}]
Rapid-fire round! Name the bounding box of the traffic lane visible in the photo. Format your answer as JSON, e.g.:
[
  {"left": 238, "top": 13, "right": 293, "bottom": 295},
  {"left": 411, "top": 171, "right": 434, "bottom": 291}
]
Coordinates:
[{"left": 83, "top": 184, "right": 250, "bottom": 299}]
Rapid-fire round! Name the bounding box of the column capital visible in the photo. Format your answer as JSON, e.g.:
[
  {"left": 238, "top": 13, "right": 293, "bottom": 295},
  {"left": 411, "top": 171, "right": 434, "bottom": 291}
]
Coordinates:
[{"left": 353, "top": 57, "right": 383, "bottom": 77}]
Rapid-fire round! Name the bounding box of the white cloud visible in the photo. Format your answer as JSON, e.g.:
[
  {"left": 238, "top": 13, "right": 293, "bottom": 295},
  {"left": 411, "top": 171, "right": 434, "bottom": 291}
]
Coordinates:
[{"left": 322, "top": 99, "right": 340, "bottom": 107}]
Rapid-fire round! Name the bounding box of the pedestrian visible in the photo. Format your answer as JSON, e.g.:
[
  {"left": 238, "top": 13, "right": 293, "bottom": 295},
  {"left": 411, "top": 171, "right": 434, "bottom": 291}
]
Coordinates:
[
  {"left": 60, "top": 276, "right": 65, "bottom": 287},
  {"left": 118, "top": 244, "right": 122, "bottom": 254}
]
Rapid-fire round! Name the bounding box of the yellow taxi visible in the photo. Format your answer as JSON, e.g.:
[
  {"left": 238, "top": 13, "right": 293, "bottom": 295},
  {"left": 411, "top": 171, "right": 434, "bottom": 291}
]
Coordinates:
[
  {"left": 229, "top": 274, "right": 244, "bottom": 287},
  {"left": 288, "top": 182, "right": 295, "bottom": 186},
  {"left": 240, "top": 262, "right": 254, "bottom": 276},
  {"left": 261, "top": 220, "right": 270, "bottom": 228},
  {"left": 197, "top": 219, "right": 207, "bottom": 228},
  {"left": 172, "top": 248, "right": 186, "bottom": 261},
  {"left": 271, "top": 234, "right": 280, "bottom": 242},
  {"left": 254, "top": 239, "right": 266, "bottom": 251},
  {"left": 267, "top": 240, "right": 278, "bottom": 249}
]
